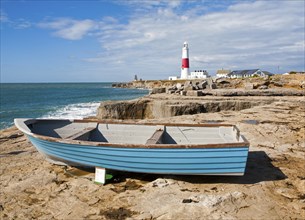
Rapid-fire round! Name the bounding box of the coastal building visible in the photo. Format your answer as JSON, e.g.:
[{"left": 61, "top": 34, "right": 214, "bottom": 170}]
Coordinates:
[
  {"left": 216, "top": 69, "right": 231, "bottom": 78},
  {"left": 190, "top": 70, "right": 209, "bottom": 79},
  {"left": 228, "top": 69, "right": 273, "bottom": 78},
  {"left": 168, "top": 76, "right": 178, "bottom": 80},
  {"left": 181, "top": 42, "right": 190, "bottom": 79}
]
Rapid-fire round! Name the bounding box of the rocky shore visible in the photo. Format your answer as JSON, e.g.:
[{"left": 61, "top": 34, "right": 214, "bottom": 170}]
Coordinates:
[
  {"left": 113, "top": 74, "right": 305, "bottom": 91},
  {"left": 1, "top": 74, "right": 305, "bottom": 219},
  {"left": 97, "top": 90, "right": 304, "bottom": 120}
]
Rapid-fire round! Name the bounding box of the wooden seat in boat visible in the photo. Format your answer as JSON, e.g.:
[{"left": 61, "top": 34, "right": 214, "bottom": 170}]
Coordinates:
[
  {"left": 145, "top": 129, "right": 164, "bottom": 144},
  {"left": 66, "top": 127, "right": 96, "bottom": 140}
]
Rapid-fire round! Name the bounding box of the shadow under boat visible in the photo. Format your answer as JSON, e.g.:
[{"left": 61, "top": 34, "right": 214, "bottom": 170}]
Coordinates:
[
  {"left": 63, "top": 151, "right": 287, "bottom": 185},
  {"left": 169, "top": 151, "right": 287, "bottom": 184}
]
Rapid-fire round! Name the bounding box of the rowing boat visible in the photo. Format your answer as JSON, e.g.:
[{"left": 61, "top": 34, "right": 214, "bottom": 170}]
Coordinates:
[{"left": 14, "top": 118, "right": 249, "bottom": 175}]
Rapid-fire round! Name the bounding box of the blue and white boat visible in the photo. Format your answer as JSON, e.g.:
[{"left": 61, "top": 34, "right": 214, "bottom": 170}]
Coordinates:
[{"left": 14, "top": 118, "right": 249, "bottom": 175}]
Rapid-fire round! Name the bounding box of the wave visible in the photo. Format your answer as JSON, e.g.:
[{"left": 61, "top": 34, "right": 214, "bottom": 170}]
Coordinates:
[{"left": 42, "top": 102, "right": 100, "bottom": 120}]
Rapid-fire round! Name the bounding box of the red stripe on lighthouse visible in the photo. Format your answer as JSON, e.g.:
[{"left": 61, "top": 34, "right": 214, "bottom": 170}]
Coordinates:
[{"left": 182, "top": 58, "right": 189, "bottom": 68}]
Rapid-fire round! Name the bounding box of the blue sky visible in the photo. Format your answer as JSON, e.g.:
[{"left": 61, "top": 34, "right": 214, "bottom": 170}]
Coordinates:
[{"left": 1, "top": 0, "right": 304, "bottom": 82}]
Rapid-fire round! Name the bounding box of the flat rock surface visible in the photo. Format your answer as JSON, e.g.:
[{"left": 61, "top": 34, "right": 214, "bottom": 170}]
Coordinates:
[{"left": 1, "top": 97, "right": 305, "bottom": 219}]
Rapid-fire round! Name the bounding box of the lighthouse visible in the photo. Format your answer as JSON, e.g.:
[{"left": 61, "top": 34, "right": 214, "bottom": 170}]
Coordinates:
[{"left": 181, "top": 41, "right": 190, "bottom": 79}]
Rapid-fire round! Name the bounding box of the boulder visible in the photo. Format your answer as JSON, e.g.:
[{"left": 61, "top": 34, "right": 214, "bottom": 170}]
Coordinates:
[
  {"left": 197, "top": 84, "right": 203, "bottom": 90},
  {"left": 198, "top": 81, "right": 207, "bottom": 90},
  {"left": 210, "top": 83, "right": 217, "bottom": 89},
  {"left": 245, "top": 83, "right": 254, "bottom": 90},
  {"left": 271, "top": 81, "right": 284, "bottom": 87},
  {"left": 184, "top": 81, "right": 192, "bottom": 87},
  {"left": 193, "top": 86, "right": 200, "bottom": 90},
  {"left": 201, "top": 80, "right": 208, "bottom": 86},
  {"left": 180, "top": 91, "right": 187, "bottom": 96},
  {"left": 186, "top": 90, "right": 203, "bottom": 96},
  {"left": 166, "top": 88, "right": 174, "bottom": 93},
  {"left": 150, "top": 87, "right": 166, "bottom": 94},
  {"left": 170, "top": 85, "right": 177, "bottom": 90},
  {"left": 258, "top": 85, "right": 268, "bottom": 90},
  {"left": 184, "top": 85, "right": 194, "bottom": 91},
  {"left": 216, "top": 79, "right": 230, "bottom": 85},
  {"left": 176, "top": 83, "right": 183, "bottom": 90}
]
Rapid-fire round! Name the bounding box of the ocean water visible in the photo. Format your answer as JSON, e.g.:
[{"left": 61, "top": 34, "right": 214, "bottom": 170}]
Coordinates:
[{"left": 0, "top": 83, "right": 148, "bottom": 130}]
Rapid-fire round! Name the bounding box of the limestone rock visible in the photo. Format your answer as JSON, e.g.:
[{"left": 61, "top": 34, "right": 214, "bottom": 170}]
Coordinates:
[
  {"left": 96, "top": 95, "right": 280, "bottom": 120},
  {"left": 210, "top": 83, "right": 217, "bottom": 89},
  {"left": 150, "top": 87, "right": 166, "bottom": 94},
  {"left": 186, "top": 91, "right": 202, "bottom": 96},
  {"left": 200, "top": 80, "right": 208, "bottom": 89},
  {"left": 245, "top": 83, "right": 254, "bottom": 90},
  {"left": 149, "top": 178, "right": 175, "bottom": 188},
  {"left": 258, "top": 85, "right": 268, "bottom": 90},
  {"left": 180, "top": 91, "right": 187, "bottom": 96},
  {"left": 97, "top": 99, "right": 151, "bottom": 119},
  {"left": 176, "top": 83, "right": 183, "bottom": 89},
  {"left": 184, "top": 81, "right": 192, "bottom": 87},
  {"left": 184, "top": 85, "right": 194, "bottom": 91}
]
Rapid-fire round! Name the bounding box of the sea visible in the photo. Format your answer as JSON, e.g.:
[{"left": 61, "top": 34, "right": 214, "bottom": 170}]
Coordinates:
[{"left": 0, "top": 83, "right": 148, "bottom": 130}]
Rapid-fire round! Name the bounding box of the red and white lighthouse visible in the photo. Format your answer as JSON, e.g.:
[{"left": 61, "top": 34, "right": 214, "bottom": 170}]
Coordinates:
[{"left": 181, "top": 41, "right": 190, "bottom": 79}]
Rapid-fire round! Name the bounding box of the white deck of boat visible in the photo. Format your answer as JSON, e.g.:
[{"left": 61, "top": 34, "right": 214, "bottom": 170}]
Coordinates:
[{"left": 29, "top": 120, "right": 241, "bottom": 145}]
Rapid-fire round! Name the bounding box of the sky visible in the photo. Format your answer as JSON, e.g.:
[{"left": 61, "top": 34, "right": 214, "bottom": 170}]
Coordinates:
[{"left": 0, "top": 0, "right": 304, "bottom": 83}]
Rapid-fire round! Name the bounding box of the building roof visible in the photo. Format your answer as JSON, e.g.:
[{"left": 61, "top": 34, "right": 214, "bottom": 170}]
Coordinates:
[
  {"left": 228, "top": 69, "right": 260, "bottom": 77},
  {"left": 216, "top": 69, "right": 231, "bottom": 75},
  {"left": 228, "top": 69, "right": 274, "bottom": 77},
  {"left": 262, "top": 71, "right": 273, "bottom": 76}
]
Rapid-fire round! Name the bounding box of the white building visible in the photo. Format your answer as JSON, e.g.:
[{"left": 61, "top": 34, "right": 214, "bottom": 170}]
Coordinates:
[
  {"left": 168, "top": 76, "right": 178, "bottom": 80},
  {"left": 228, "top": 69, "right": 273, "bottom": 78},
  {"left": 216, "top": 69, "right": 231, "bottom": 78},
  {"left": 189, "top": 70, "right": 209, "bottom": 79}
]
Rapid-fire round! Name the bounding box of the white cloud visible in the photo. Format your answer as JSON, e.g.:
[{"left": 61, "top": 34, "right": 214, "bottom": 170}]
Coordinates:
[
  {"left": 84, "top": 0, "right": 304, "bottom": 79},
  {"left": 38, "top": 18, "right": 96, "bottom": 40},
  {"left": 54, "top": 20, "right": 95, "bottom": 40},
  {"left": 0, "top": 11, "right": 31, "bottom": 29},
  {"left": 116, "top": 0, "right": 181, "bottom": 9},
  {"left": 14, "top": 18, "right": 31, "bottom": 29},
  {"left": 33, "top": 1, "right": 304, "bottom": 80},
  {"left": 38, "top": 18, "right": 72, "bottom": 29},
  {"left": 0, "top": 10, "right": 8, "bottom": 22}
]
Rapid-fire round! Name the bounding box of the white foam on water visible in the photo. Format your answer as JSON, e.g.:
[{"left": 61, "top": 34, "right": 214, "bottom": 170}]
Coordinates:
[{"left": 42, "top": 102, "right": 100, "bottom": 119}]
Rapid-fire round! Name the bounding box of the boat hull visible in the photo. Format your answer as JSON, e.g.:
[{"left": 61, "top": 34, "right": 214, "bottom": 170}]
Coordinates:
[{"left": 28, "top": 135, "right": 249, "bottom": 175}]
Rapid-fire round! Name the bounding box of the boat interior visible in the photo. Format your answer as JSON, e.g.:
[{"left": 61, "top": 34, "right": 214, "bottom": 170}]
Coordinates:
[{"left": 22, "top": 119, "right": 243, "bottom": 145}]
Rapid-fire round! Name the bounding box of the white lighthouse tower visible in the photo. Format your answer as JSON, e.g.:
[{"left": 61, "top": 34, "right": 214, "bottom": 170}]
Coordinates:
[{"left": 181, "top": 41, "right": 190, "bottom": 79}]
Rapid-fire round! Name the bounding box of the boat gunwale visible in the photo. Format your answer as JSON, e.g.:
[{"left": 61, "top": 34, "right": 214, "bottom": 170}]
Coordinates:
[
  {"left": 15, "top": 118, "right": 250, "bottom": 149},
  {"left": 31, "top": 132, "right": 249, "bottom": 149},
  {"left": 74, "top": 119, "right": 236, "bottom": 128}
]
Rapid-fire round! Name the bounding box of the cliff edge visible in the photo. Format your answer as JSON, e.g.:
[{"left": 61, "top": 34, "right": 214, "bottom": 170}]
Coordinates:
[
  {"left": 97, "top": 90, "right": 304, "bottom": 120},
  {"left": 101, "top": 74, "right": 304, "bottom": 120}
]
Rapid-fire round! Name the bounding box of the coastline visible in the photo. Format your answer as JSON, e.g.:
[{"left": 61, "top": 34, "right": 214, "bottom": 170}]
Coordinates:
[
  {"left": 112, "top": 74, "right": 305, "bottom": 90},
  {"left": 0, "top": 83, "right": 149, "bottom": 130},
  {"left": 96, "top": 91, "right": 304, "bottom": 120},
  {"left": 1, "top": 82, "right": 305, "bottom": 218}
]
